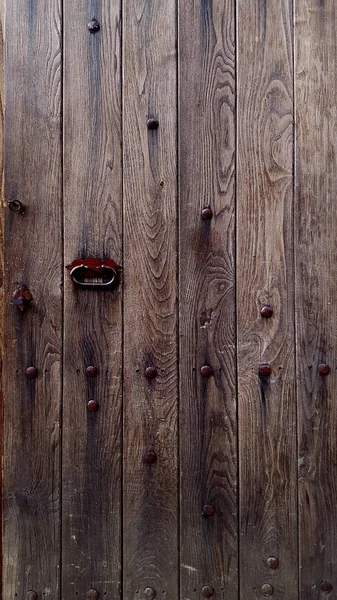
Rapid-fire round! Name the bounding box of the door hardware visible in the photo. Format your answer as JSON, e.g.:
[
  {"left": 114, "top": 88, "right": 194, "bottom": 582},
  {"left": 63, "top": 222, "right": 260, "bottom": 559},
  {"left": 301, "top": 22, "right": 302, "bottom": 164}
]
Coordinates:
[{"left": 66, "top": 257, "right": 121, "bottom": 290}]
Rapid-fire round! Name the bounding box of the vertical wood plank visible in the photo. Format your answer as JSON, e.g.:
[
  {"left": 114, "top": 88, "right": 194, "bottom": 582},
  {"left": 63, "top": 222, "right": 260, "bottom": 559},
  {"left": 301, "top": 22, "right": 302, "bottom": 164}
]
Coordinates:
[
  {"left": 122, "top": 0, "right": 178, "bottom": 597},
  {"left": 62, "top": 2, "right": 122, "bottom": 598},
  {"left": 237, "top": 2, "right": 297, "bottom": 599},
  {"left": 3, "top": 0, "right": 62, "bottom": 597},
  {"left": 179, "top": 0, "right": 237, "bottom": 598},
  {"left": 295, "top": 3, "right": 337, "bottom": 598}
]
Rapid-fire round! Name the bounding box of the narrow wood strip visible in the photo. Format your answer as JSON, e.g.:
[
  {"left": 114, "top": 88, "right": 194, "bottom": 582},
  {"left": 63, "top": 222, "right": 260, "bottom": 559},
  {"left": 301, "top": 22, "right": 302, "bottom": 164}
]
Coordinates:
[
  {"left": 62, "top": 1, "right": 122, "bottom": 597},
  {"left": 237, "top": 1, "right": 297, "bottom": 598},
  {"left": 295, "top": 2, "right": 337, "bottom": 597},
  {"left": 3, "top": 0, "right": 62, "bottom": 596},
  {"left": 179, "top": 0, "right": 237, "bottom": 598},
  {"left": 122, "top": 0, "right": 178, "bottom": 597}
]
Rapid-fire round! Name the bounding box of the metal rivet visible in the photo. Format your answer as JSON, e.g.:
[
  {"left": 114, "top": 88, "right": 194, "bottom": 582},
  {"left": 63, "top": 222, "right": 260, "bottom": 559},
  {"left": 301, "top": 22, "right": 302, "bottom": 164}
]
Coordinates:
[
  {"left": 87, "top": 400, "right": 99, "bottom": 412},
  {"left": 201, "top": 365, "right": 213, "bottom": 377},
  {"left": 319, "top": 364, "right": 330, "bottom": 375},
  {"left": 259, "top": 363, "right": 271, "bottom": 377},
  {"left": 87, "top": 590, "right": 99, "bottom": 600},
  {"left": 145, "top": 366, "right": 157, "bottom": 379},
  {"left": 203, "top": 504, "right": 214, "bottom": 515},
  {"left": 86, "top": 366, "right": 98, "bottom": 377},
  {"left": 88, "top": 19, "right": 100, "bottom": 33},
  {"left": 26, "top": 366, "right": 38, "bottom": 379},
  {"left": 8, "top": 200, "right": 25, "bottom": 213},
  {"left": 144, "top": 588, "right": 156, "bottom": 600},
  {"left": 261, "top": 584, "right": 274, "bottom": 597},
  {"left": 144, "top": 451, "right": 157, "bottom": 464},
  {"left": 201, "top": 206, "right": 213, "bottom": 220},
  {"left": 26, "top": 592, "right": 38, "bottom": 600},
  {"left": 147, "top": 118, "right": 159, "bottom": 130},
  {"left": 321, "top": 582, "right": 333, "bottom": 594},
  {"left": 201, "top": 586, "right": 214, "bottom": 598},
  {"left": 261, "top": 305, "right": 273, "bottom": 318},
  {"left": 267, "top": 556, "right": 279, "bottom": 569}
]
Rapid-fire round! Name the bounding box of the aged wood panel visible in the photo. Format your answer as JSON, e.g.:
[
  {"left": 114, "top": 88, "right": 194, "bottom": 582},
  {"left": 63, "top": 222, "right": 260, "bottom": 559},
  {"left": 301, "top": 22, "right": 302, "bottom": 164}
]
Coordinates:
[
  {"left": 295, "top": 3, "right": 337, "bottom": 598},
  {"left": 179, "top": 1, "right": 237, "bottom": 598},
  {"left": 122, "top": 0, "right": 178, "bottom": 597},
  {"left": 3, "top": 0, "right": 62, "bottom": 597},
  {"left": 62, "top": 2, "right": 122, "bottom": 598},
  {"left": 237, "top": 2, "right": 297, "bottom": 599}
]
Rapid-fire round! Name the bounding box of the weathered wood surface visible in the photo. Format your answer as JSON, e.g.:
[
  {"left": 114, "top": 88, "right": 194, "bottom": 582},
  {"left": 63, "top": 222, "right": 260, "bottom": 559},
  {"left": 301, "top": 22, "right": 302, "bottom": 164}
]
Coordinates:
[
  {"left": 122, "top": 0, "right": 178, "bottom": 597},
  {"left": 295, "top": 2, "right": 337, "bottom": 597},
  {"left": 3, "top": 0, "right": 62, "bottom": 598},
  {"left": 62, "top": 1, "right": 122, "bottom": 598},
  {"left": 237, "top": 1, "right": 297, "bottom": 599},
  {"left": 179, "top": 0, "right": 237, "bottom": 598}
]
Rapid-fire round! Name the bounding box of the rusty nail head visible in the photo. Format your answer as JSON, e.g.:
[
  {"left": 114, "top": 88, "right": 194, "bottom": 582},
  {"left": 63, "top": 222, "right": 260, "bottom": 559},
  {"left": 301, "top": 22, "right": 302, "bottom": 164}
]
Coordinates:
[
  {"left": 201, "top": 365, "right": 213, "bottom": 377},
  {"left": 144, "top": 451, "right": 157, "bottom": 464},
  {"left": 8, "top": 200, "right": 24, "bottom": 213},
  {"left": 267, "top": 556, "right": 279, "bottom": 569},
  {"left": 319, "top": 364, "right": 330, "bottom": 375},
  {"left": 201, "top": 206, "right": 213, "bottom": 220},
  {"left": 88, "top": 19, "right": 100, "bottom": 32},
  {"left": 261, "top": 305, "right": 273, "bottom": 318},
  {"left": 87, "top": 590, "right": 99, "bottom": 600},
  {"left": 11, "top": 285, "right": 32, "bottom": 312},
  {"left": 144, "top": 588, "right": 156, "bottom": 600},
  {"left": 201, "top": 586, "right": 214, "bottom": 598},
  {"left": 87, "top": 400, "right": 99, "bottom": 412},
  {"left": 147, "top": 118, "right": 159, "bottom": 130},
  {"left": 203, "top": 504, "right": 214, "bottom": 515},
  {"left": 86, "top": 366, "right": 98, "bottom": 377},
  {"left": 321, "top": 582, "right": 333, "bottom": 594},
  {"left": 145, "top": 366, "right": 157, "bottom": 379},
  {"left": 26, "top": 366, "right": 38, "bottom": 379},
  {"left": 259, "top": 363, "right": 271, "bottom": 377},
  {"left": 26, "top": 593, "right": 38, "bottom": 600},
  {"left": 261, "top": 584, "right": 274, "bottom": 597}
]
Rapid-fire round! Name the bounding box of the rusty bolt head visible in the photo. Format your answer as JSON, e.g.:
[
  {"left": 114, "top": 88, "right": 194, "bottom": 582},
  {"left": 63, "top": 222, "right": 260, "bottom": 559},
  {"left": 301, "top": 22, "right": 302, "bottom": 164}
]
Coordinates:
[
  {"left": 319, "top": 364, "right": 330, "bottom": 375},
  {"left": 261, "top": 584, "right": 274, "bottom": 597},
  {"left": 201, "top": 586, "right": 214, "bottom": 598},
  {"left": 87, "top": 590, "right": 99, "bottom": 600},
  {"left": 26, "top": 366, "right": 38, "bottom": 379},
  {"left": 11, "top": 285, "right": 32, "bottom": 312},
  {"left": 8, "top": 199, "right": 25, "bottom": 213},
  {"left": 261, "top": 305, "right": 273, "bottom": 318},
  {"left": 26, "top": 592, "right": 38, "bottom": 600},
  {"left": 267, "top": 556, "right": 279, "bottom": 569},
  {"left": 201, "top": 206, "right": 213, "bottom": 220},
  {"left": 87, "top": 400, "right": 99, "bottom": 412},
  {"left": 321, "top": 582, "right": 333, "bottom": 594},
  {"left": 144, "top": 588, "right": 156, "bottom": 600},
  {"left": 201, "top": 365, "right": 213, "bottom": 377},
  {"left": 147, "top": 118, "right": 159, "bottom": 130},
  {"left": 144, "top": 451, "right": 157, "bottom": 464},
  {"left": 203, "top": 504, "right": 214, "bottom": 515},
  {"left": 88, "top": 19, "right": 100, "bottom": 32},
  {"left": 145, "top": 366, "right": 157, "bottom": 379},
  {"left": 259, "top": 363, "right": 272, "bottom": 377},
  {"left": 86, "top": 366, "right": 98, "bottom": 377}
]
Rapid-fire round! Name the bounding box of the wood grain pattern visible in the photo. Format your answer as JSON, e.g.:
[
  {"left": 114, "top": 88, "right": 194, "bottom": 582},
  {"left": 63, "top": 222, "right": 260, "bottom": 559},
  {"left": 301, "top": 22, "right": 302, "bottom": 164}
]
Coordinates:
[
  {"left": 3, "top": 0, "right": 62, "bottom": 597},
  {"left": 295, "top": 2, "right": 337, "bottom": 597},
  {"left": 179, "top": 1, "right": 237, "bottom": 598},
  {"left": 122, "top": 0, "right": 178, "bottom": 598},
  {"left": 236, "top": 1, "right": 297, "bottom": 598},
  {"left": 62, "top": 1, "right": 122, "bottom": 598}
]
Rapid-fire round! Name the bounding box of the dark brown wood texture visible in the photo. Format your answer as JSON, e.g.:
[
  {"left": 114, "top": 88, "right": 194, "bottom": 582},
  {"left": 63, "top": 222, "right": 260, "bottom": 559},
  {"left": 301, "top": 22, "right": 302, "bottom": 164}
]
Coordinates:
[
  {"left": 62, "top": 1, "right": 122, "bottom": 598},
  {"left": 179, "top": 0, "right": 237, "bottom": 598},
  {"left": 3, "top": 0, "right": 62, "bottom": 598},
  {"left": 122, "top": 0, "right": 178, "bottom": 597},
  {"left": 295, "top": 2, "right": 337, "bottom": 597},
  {"left": 237, "top": 1, "right": 297, "bottom": 599}
]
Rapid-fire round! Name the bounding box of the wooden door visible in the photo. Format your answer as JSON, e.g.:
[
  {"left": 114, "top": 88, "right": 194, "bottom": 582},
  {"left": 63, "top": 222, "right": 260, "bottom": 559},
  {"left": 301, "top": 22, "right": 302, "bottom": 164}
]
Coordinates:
[{"left": 2, "top": 1, "right": 337, "bottom": 599}]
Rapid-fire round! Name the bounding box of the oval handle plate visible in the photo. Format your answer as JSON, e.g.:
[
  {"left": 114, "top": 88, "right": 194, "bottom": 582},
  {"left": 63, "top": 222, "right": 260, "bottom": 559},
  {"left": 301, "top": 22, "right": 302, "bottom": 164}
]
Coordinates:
[{"left": 66, "top": 258, "right": 121, "bottom": 290}]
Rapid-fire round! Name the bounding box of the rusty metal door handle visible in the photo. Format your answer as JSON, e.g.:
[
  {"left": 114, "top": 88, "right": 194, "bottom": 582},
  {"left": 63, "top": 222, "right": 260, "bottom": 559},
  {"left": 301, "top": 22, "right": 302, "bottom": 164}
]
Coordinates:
[{"left": 66, "top": 257, "right": 121, "bottom": 290}]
